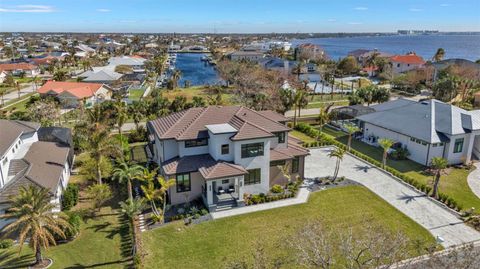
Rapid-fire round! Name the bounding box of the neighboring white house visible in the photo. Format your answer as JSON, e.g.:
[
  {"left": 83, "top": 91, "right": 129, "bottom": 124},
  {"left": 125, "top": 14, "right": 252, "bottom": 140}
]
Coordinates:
[
  {"left": 0, "top": 120, "right": 73, "bottom": 229},
  {"left": 147, "top": 106, "right": 309, "bottom": 211},
  {"left": 38, "top": 81, "right": 112, "bottom": 108},
  {"left": 229, "top": 51, "right": 265, "bottom": 62},
  {"left": 0, "top": 63, "right": 40, "bottom": 77},
  {"left": 390, "top": 53, "right": 425, "bottom": 75},
  {"left": 356, "top": 99, "right": 480, "bottom": 166},
  {"left": 107, "top": 56, "right": 146, "bottom": 73}
]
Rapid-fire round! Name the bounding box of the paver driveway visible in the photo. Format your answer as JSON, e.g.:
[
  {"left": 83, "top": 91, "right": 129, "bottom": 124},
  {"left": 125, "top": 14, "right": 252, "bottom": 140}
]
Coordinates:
[{"left": 305, "top": 147, "right": 480, "bottom": 248}]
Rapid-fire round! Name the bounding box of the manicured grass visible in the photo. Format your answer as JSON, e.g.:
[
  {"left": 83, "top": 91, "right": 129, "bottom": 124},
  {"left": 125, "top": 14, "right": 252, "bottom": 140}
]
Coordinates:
[
  {"left": 1, "top": 93, "right": 37, "bottom": 112},
  {"left": 306, "top": 100, "right": 349, "bottom": 109},
  {"left": 161, "top": 86, "right": 235, "bottom": 104},
  {"left": 0, "top": 177, "right": 131, "bottom": 269},
  {"left": 128, "top": 89, "right": 145, "bottom": 101},
  {"left": 309, "top": 93, "right": 349, "bottom": 103},
  {"left": 142, "top": 186, "right": 436, "bottom": 269},
  {"left": 290, "top": 130, "right": 316, "bottom": 143}
]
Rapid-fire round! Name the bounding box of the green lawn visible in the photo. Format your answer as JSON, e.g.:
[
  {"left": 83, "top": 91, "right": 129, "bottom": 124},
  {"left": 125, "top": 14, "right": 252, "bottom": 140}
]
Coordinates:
[
  {"left": 142, "top": 186, "right": 436, "bottom": 269},
  {"left": 129, "top": 89, "right": 145, "bottom": 101},
  {"left": 290, "top": 130, "right": 316, "bottom": 143},
  {"left": 0, "top": 176, "right": 131, "bottom": 269},
  {"left": 161, "top": 86, "right": 235, "bottom": 105},
  {"left": 1, "top": 93, "right": 37, "bottom": 112},
  {"left": 306, "top": 100, "right": 349, "bottom": 109},
  {"left": 324, "top": 128, "right": 480, "bottom": 213}
]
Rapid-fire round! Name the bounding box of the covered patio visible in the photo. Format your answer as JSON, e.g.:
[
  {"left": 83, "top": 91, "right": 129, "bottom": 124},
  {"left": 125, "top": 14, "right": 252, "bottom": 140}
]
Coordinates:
[{"left": 199, "top": 162, "right": 248, "bottom": 212}]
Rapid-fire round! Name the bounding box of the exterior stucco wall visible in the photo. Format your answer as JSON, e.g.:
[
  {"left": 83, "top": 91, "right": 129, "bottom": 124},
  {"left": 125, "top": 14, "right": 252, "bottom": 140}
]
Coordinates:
[
  {"left": 168, "top": 171, "right": 204, "bottom": 206},
  {"left": 179, "top": 141, "right": 209, "bottom": 157},
  {"left": 234, "top": 138, "right": 271, "bottom": 194},
  {"left": 208, "top": 131, "right": 235, "bottom": 161}
]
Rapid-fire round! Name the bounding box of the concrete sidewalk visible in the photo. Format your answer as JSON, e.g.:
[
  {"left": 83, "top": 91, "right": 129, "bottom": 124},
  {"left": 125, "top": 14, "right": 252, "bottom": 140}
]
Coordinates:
[
  {"left": 305, "top": 147, "right": 480, "bottom": 248},
  {"left": 210, "top": 186, "right": 310, "bottom": 219},
  {"left": 467, "top": 163, "right": 480, "bottom": 199}
]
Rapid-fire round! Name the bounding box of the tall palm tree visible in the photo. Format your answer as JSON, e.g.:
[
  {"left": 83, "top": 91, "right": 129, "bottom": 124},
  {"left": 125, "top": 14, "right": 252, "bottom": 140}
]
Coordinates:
[
  {"left": 114, "top": 101, "right": 128, "bottom": 140},
  {"left": 89, "top": 129, "right": 115, "bottom": 184},
  {"left": 431, "top": 157, "right": 448, "bottom": 199},
  {"left": 157, "top": 175, "right": 176, "bottom": 223},
  {"left": 171, "top": 69, "right": 182, "bottom": 90},
  {"left": 128, "top": 101, "right": 147, "bottom": 129},
  {"left": 140, "top": 175, "right": 162, "bottom": 217},
  {"left": 113, "top": 161, "right": 144, "bottom": 201},
  {"left": 433, "top": 48, "right": 446, "bottom": 62},
  {"left": 317, "top": 103, "right": 333, "bottom": 133},
  {"left": 0, "top": 88, "right": 6, "bottom": 106},
  {"left": 0, "top": 186, "right": 71, "bottom": 266},
  {"left": 378, "top": 138, "right": 394, "bottom": 169},
  {"left": 328, "top": 147, "right": 345, "bottom": 182},
  {"left": 344, "top": 123, "right": 360, "bottom": 151},
  {"left": 15, "top": 81, "right": 21, "bottom": 98}
]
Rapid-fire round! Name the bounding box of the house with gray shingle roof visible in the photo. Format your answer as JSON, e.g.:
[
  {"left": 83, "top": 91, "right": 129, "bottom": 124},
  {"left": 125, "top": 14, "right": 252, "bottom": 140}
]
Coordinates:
[
  {"left": 356, "top": 99, "right": 480, "bottom": 166},
  {"left": 147, "top": 106, "right": 308, "bottom": 211},
  {"left": 0, "top": 120, "right": 73, "bottom": 229}
]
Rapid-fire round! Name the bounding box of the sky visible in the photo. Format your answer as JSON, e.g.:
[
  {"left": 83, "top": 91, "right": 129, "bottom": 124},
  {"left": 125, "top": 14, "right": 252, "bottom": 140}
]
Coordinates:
[{"left": 0, "top": 0, "right": 479, "bottom": 33}]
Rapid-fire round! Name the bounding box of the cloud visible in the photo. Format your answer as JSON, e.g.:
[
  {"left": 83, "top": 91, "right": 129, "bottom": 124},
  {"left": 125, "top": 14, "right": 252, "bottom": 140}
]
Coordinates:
[
  {"left": 0, "top": 5, "right": 54, "bottom": 13},
  {"left": 354, "top": 7, "right": 368, "bottom": 10},
  {"left": 96, "top": 9, "right": 111, "bottom": 12},
  {"left": 409, "top": 8, "right": 423, "bottom": 12},
  {"left": 348, "top": 22, "right": 363, "bottom": 25}
]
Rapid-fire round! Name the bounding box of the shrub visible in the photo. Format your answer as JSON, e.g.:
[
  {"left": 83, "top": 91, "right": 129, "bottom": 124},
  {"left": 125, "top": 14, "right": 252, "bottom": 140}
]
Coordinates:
[
  {"left": 200, "top": 208, "right": 209, "bottom": 215},
  {"left": 0, "top": 239, "right": 14, "bottom": 249},
  {"left": 251, "top": 194, "right": 262, "bottom": 204},
  {"left": 128, "top": 126, "right": 148, "bottom": 143},
  {"left": 271, "top": 184, "right": 283, "bottom": 194},
  {"left": 62, "top": 183, "right": 79, "bottom": 210},
  {"left": 65, "top": 211, "right": 82, "bottom": 239}
]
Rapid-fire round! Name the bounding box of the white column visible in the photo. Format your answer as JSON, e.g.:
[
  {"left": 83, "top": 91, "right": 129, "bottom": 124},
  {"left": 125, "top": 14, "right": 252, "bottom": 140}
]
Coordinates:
[
  {"left": 465, "top": 133, "right": 476, "bottom": 164},
  {"left": 206, "top": 181, "right": 213, "bottom": 205},
  {"left": 237, "top": 176, "right": 244, "bottom": 201}
]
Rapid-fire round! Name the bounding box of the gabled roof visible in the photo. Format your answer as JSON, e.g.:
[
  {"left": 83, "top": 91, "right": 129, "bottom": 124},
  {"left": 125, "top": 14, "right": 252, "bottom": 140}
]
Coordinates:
[
  {"left": 0, "top": 63, "right": 38, "bottom": 72},
  {"left": 0, "top": 120, "right": 40, "bottom": 158},
  {"left": 231, "top": 121, "right": 274, "bottom": 141},
  {"left": 38, "top": 81, "right": 105, "bottom": 99},
  {"left": 199, "top": 162, "right": 248, "bottom": 180},
  {"left": 148, "top": 106, "right": 289, "bottom": 141},
  {"left": 358, "top": 99, "right": 480, "bottom": 143},
  {"left": 390, "top": 54, "right": 425, "bottom": 65}
]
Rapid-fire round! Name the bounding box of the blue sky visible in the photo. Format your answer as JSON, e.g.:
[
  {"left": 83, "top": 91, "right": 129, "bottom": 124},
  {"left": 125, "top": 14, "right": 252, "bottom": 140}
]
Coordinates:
[{"left": 0, "top": 0, "right": 479, "bottom": 33}]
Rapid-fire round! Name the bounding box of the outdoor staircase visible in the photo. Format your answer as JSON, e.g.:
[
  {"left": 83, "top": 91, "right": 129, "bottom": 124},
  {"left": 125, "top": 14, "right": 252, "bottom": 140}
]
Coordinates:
[{"left": 215, "top": 200, "right": 237, "bottom": 212}]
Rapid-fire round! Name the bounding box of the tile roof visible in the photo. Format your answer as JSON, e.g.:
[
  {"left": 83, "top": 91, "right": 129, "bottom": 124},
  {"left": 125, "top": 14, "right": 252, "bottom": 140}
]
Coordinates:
[
  {"left": 162, "top": 154, "right": 217, "bottom": 175},
  {"left": 0, "top": 63, "right": 38, "bottom": 72},
  {"left": 231, "top": 121, "right": 274, "bottom": 141},
  {"left": 199, "top": 162, "right": 248, "bottom": 180},
  {"left": 257, "top": 110, "right": 289, "bottom": 122},
  {"left": 0, "top": 120, "right": 40, "bottom": 158},
  {"left": 358, "top": 99, "right": 480, "bottom": 143},
  {"left": 148, "top": 106, "right": 289, "bottom": 141},
  {"left": 390, "top": 54, "right": 425, "bottom": 65},
  {"left": 38, "top": 81, "right": 105, "bottom": 99},
  {"left": 0, "top": 141, "right": 70, "bottom": 204}
]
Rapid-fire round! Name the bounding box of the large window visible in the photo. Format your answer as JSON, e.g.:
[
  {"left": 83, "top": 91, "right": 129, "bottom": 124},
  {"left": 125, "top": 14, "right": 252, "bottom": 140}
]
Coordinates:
[
  {"left": 245, "top": 169, "right": 261, "bottom": 185},
  {"left": 291, "top": 157, "right": 300, "bottom": 173},
  {"left": 176, "top": 173, "right": 191, "bottom": 193},
  {"left": 221, "top": 144, "right": 229, "bottom": 155},
  {"left": 454, "top": 138, "right": 464, "bottom": 153},
  {"left": 270, "top": 160, "right": 286, "bottom": 167},
  {"left": 241, "top": 143, "right": 264, "bottom": 158},
  {"left": 185, "top": 138, "right": 208, "bottom": 148},
  {"left": 275, "top": 132, "right": 286, "bottom": 143}
]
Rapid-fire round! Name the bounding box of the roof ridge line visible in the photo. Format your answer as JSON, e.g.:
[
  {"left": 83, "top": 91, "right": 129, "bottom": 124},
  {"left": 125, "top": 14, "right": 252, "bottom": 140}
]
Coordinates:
[
  {"left": 176, "top": 107, "right": 208, "bottom": 138},
  {"left": 239, "top": 106, "right": 288, "bottom": 128}
]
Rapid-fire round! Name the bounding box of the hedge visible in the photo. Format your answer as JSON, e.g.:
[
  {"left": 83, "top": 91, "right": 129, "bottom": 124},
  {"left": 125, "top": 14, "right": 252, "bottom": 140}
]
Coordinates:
[{"left": 294, "top": 123, "right": 464, "bottom": 212}]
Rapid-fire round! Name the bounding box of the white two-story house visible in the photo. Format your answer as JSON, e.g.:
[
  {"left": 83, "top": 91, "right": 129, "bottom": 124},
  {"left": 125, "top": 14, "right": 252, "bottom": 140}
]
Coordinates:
[
  {"left": 147, "top": 106, "right": 309, "bottom": 211},
  {"left": 0, "top": 120, "right": 73, "bottom": 228}
]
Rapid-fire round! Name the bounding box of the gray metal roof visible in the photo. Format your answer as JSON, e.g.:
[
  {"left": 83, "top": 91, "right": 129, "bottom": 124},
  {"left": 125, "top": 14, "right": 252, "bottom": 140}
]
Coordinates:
[{"left": 357, "top": 99, "right": 480, "bottom": 143}]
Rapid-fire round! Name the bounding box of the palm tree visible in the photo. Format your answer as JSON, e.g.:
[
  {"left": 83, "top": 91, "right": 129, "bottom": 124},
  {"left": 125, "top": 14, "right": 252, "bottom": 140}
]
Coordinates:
[
  {"left": 293, "top": 89, "right": 306, "bottom": 127},
  {"left": 430, "top": 157, "right": 448, "bottom": 199},
  {"left": 32, "top": 75, "right": 40, "bottom": 91},
  {"left": 378, "top": 138, "right": 394, "bottom": 169},
  {"left": 344, "top": 123, "right": 360, "bottom": 151},
  {"left": 317, "top": 103, "right": 333, "bottom": 133},
  {"left": 171, "top": 69, "right": 182, "bottom": 90},
  {"left": 0, "top": 88, "right": 6, "bottom": 106},
  {"left": 89, "top": 129, "right": 115, "bottom": 184},
  {"left": 433, "top": 48, "right": 446, "bottom": 62},
  {"left": 140, "top": 174, "right": 162, "bottom": 217},
  {"left": 113, "top": 161, "right": 144, "bottom": 201},
  {"left": 328, "top": 147, "right": 345, "bottom": 182},
  {"left": 128, "top": 101, "right": 147, "bottom": 129},
  {"left": 0, "top": 186, "right": 71, "bottom": 266},
  {"left": 119, "top": 198, "right": 146, "bottom": 221},
  {"left": 15, "top": 81, "right": 21, "bottom": 98},
  {"left": 114, "top": 101, "right": 128, "bottom": 140},
  {"left": 157, "top": 175, "right": 176, "bottom": 223}
]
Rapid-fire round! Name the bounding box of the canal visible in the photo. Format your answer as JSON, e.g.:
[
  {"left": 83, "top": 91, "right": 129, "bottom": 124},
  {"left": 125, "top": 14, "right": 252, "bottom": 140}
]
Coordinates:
[{"left": 175, "top": 53, "right": 221, "bottom": 87}]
